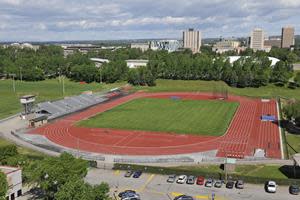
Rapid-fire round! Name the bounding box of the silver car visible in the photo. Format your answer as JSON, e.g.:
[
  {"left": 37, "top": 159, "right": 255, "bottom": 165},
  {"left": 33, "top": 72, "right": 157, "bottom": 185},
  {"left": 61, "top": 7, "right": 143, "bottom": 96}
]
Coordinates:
[{"left": 167, "top": 174, "right": 176, "bottom": 183}]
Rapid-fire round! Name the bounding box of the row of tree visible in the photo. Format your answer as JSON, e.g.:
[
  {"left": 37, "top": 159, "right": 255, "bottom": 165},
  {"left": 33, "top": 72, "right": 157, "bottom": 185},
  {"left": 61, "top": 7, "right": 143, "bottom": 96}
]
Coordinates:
[
  {"left": 0, "top": 45, "right": 297, "bottom": 87},
  {"left": 147, "top": 51, "right": 293, "bottom": 88}
]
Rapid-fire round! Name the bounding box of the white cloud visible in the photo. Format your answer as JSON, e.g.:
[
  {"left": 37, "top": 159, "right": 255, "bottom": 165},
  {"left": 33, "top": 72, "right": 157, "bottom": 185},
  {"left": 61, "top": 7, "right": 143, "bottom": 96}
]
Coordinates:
[{"left": 0, "top": 0, "right": 299, "bottom": 41}]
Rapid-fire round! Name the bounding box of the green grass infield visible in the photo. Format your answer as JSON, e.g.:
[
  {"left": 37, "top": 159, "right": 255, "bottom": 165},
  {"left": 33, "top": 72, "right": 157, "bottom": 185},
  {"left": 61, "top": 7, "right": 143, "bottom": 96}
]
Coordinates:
[{"left": 78, "top": 98, "right": 239, "bottom": 136}]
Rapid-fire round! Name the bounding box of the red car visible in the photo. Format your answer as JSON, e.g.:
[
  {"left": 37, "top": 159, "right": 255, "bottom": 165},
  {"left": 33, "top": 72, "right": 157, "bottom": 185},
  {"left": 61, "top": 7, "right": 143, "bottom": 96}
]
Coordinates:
[{"left": 196, "top": 176, "right": 205, "bottom": 185}]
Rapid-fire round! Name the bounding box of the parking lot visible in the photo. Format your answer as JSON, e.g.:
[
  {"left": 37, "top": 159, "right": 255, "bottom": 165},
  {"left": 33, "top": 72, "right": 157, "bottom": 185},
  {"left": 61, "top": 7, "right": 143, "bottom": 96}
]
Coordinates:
[{"left": 85, "top": 168, "right": 299, "bottom": 200}]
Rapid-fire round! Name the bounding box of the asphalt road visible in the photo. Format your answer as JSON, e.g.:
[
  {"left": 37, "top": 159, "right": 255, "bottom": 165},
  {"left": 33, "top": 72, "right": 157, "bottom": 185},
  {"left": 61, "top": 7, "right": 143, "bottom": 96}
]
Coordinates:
[{"left": 85, "top": 168, "right": 299, "bottom": 200}]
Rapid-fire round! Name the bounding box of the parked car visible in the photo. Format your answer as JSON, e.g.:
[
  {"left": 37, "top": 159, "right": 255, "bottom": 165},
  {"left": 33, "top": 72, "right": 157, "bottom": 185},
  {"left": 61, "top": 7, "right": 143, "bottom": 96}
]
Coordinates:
[
  {"left": 124, "top": 170, "right": 133, "bottom": 177},
  {"left": 121, "top": 193, "right": 141, "bottom": 200},
  {"left": 186, "top": 175, "right": 196, "bottom": 184},
  {"left": 133, "top": 171, "right": 142, "bottom": 178},
  {"left": 167, "top": 174, "right": 177, "bottom": 183},
  {"left": 177, "top": 175, "right": 187, "bottom": 184},
  {"left": 118, "top": 190, "right": 136, "bottom": 198},
  {"left": 265, "top": 181, "right": 277, "bottom": 193},
  {"left": 289, "top": 184, "right": 300, "bottom": 195},
  {"left": 214, "top": 180, "right": 223, "bottom": 188},
  {"left": 196, "top": 176, "right": 205, "bottom": 185},
  {"left": 205, "top": 178, "right": 214, "bottom": 187},
  {"left": 235, "top": 180, "right": 244, "bottom": 189},
  {"left": 226, "top": 180, "right": 235, "bottom": 189},
  {"left": 173, "top": 195, "right": 194, "bottom": 200}
]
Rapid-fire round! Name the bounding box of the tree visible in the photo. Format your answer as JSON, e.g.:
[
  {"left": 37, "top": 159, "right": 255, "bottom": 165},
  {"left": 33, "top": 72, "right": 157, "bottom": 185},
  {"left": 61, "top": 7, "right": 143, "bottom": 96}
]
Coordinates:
[
  {"left": 271, "top": 61, "right": 293, "bottom": 85},
  {"left": 0, "top": 144, "right": 18, "bottom": 163},
  {"left": 70, "top": 64, "right": 98, "bottom": 83},
  {"left": 31, "top": 153, "right": 88, "bottom": 199},
  {"left": 284, "top": 100, "right": 300, "bottom": 126},
  {"left": 294, "top": 72, "right": 300, "bottom": 86},
  {"left": 93, "top": 183, "right": 111, "bottom": 200},
  {"left": 287, "top": 52, "right": 298, "bottom": 64},
  {"left": 54, "top": 177, "right": 93, "bottom": 200},
  {"left": 127, "top": 67, "right": 156, "bottom": 86},
  {"left": 55, "top": 177, "right": 110, "bottom": 200},
  {"left": 101, "top": 60, "right": 128, "bottom": 83},
  {"left": 0, "top": 171, "right": 8, "bottom": 200}
]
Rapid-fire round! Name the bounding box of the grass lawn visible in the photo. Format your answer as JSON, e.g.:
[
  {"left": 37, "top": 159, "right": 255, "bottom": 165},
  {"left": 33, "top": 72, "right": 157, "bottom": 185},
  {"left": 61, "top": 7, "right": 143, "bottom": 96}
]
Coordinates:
[
  {"left": 235, "top": 165, "right": 288, "bottom": 179},
  {"left": 134, "top": 79, "right": 300, "bottom": 100},
  {"left": 286, "top": 133, "right": 300, "bottom": 154},
  {"left": 78, "top": 98, "right": 238, "bottom": 136},
  {"left": 0, "top": 78, "right": 125, "bottom": 119},
  {"left": 0, "top": 137, "right": 45, "bottom": 157}
]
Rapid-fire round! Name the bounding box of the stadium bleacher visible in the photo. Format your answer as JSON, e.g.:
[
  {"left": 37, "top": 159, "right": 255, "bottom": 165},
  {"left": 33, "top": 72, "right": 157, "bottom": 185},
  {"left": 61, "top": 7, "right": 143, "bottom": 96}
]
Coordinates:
[{"left": 35, "top": 93, "right": 109, "bottom": 120}]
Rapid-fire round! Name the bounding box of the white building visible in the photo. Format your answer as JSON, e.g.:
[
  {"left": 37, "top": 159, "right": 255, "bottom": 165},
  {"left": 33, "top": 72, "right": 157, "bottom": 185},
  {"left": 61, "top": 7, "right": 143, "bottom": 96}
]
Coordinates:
[
  {"left": 130, "top": 43, "right": 149, "bottom": 52},
  {"left": 0, "top": 166, "right": 22, "bottom": 200},
  {"left": 183, "top": 28, "right": 202, "bottom": 53},
  {"left": 126, "top": 60, "right": 148, "bottom": 68},
  {"left": 228, "top": 56, "right": 280, "bottom": 66}
]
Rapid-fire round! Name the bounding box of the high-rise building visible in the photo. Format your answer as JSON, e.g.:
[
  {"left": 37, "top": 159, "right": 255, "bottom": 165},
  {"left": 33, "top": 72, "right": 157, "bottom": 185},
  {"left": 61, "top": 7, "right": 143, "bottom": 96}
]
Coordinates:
[
  {"left": 250, "top": 28, "right": 264, "bottom": 51},
  {"left": 183, "top": 28, "right": 201, "bottom": 53},
  {"left": 281, "top": 26, "right": 295, "bottom": 48}
]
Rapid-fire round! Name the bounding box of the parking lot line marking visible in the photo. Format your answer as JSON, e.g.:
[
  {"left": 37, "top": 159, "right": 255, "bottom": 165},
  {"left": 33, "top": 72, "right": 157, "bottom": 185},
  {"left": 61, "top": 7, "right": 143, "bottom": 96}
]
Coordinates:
[
  {"left": 138, "top": 174, "right": 155, "bottom": 192},
  {"left": 170, "top": 192, "right": 184, "bottom": 197},
  {"left": 114, "top": 170, "right": 120, "bottom": 176},
  {"left": 195, "top": 195, "right": 209, "bottom": 199}
]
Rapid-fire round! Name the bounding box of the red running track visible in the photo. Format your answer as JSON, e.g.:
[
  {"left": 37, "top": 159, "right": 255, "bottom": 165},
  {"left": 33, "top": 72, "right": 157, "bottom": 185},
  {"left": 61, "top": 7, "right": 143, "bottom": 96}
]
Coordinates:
[{"left": 29, "top": 92, "right": 282, "bottom": 159}]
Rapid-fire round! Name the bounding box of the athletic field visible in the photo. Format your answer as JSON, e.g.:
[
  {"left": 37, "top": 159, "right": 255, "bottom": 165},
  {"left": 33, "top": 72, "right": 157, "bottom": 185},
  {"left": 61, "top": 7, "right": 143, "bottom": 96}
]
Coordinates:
[{"left": 78, "top": 98, "right": 238, "bottom": 136}]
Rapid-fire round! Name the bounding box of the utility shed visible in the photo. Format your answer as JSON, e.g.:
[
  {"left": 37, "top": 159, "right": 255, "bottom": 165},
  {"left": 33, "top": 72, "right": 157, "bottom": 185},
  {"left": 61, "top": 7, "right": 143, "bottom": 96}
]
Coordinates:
[{"left": 29, "top": 115, "right": 48, "bottom": 128}]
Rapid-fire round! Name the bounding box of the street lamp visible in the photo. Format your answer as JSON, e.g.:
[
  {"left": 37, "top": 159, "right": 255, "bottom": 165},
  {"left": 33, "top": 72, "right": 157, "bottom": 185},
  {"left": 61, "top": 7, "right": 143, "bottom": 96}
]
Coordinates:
[{"left": 9, "top": 73, "right": 16, "bottom": 92}]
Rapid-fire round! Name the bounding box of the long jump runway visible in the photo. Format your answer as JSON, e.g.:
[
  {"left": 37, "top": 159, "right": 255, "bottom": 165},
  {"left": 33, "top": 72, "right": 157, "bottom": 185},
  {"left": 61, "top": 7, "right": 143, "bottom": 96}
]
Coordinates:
[{"left": 29, "top": 92, "right": 282, "bottom": 159}]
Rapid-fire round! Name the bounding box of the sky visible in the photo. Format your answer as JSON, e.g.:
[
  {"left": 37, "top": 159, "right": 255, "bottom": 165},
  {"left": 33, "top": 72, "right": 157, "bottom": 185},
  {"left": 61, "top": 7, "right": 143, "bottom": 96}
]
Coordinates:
[{"left": 0, "top": 0, "right": 299, "bottom": 42}]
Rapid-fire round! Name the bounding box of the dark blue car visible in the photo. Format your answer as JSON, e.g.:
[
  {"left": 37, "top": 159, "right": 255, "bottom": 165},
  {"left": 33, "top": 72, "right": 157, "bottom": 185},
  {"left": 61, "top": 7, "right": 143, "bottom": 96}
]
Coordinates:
[
  {"left": 133, "top": 171, "right": 142, "bottom": 178},
  {"left": 118, "top": 190, "right": 136, "bottom": 198}
]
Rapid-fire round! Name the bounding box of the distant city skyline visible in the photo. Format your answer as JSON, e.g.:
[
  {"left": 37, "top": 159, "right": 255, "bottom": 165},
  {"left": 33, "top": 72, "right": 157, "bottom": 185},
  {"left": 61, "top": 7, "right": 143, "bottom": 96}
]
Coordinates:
[{"left": 0, "top": 0, "right": 299, "bottom": 42}]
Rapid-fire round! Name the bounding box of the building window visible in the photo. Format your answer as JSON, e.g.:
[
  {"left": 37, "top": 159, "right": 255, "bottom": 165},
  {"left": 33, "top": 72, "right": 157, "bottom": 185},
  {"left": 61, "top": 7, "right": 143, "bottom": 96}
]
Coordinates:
[
  {"left": 17, "top": 190, "right": 22, "bottom": 197},
  {"left": 10, "top": 193, "right": 15, "bottom": 200}
]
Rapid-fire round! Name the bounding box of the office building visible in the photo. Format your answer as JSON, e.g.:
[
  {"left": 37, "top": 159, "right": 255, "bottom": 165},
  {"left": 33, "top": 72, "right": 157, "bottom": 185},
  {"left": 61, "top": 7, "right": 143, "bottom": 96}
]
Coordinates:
[
  {"left": 250, "top": 28, "right": 265, "bottom": 51},
  {"left": 0, "top": 166, "right": 22, "bottom": 200},
  {"left": 281, "top": 26, "right": 295, "bottom": 48},
  {"left": 183, "top": 28, "right": 202, "bottom": 53}
]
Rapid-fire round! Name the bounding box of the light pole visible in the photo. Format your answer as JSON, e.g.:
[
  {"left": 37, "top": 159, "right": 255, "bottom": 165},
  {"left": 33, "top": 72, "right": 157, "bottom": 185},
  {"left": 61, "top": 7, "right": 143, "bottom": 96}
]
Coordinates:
[
  {"left": 9, "top": 74, "right": 16, "bottom": 93},
  {"left": 19, "top": 67, "right": 22, "bottom": 82},
  {"left": 62, "top": 75, "right": 65, "bottom": 95}
]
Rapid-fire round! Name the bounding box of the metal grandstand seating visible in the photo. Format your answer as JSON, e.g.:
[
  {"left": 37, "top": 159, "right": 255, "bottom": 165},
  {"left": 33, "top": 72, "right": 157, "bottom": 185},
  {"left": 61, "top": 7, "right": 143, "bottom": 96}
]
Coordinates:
[{"left": 35, "top": 93, "right": 108, "bottom": 120}]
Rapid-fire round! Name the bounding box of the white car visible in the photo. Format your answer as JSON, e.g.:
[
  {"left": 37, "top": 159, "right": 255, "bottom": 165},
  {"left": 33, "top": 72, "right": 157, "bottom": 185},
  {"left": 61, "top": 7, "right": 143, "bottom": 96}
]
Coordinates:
[
  {"left": 176, "top": 175, "right": 187, "bottom": 184},
  {"left": 266, "top": 181, "right": 277, "bottom": 193}
]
